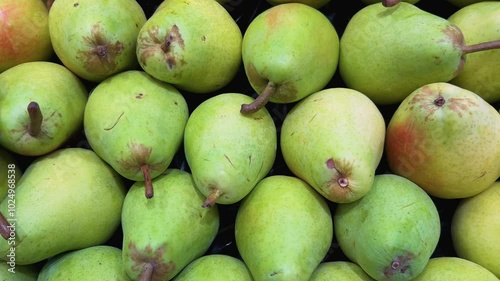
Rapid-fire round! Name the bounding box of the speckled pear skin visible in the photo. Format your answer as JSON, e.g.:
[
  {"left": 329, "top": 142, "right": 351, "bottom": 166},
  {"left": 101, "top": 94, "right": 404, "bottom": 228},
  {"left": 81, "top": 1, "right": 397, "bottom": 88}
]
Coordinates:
[
  {"left": 37, "top": 246, "right": 132, "bottom": 281},
  {"left": 121, "top": 169, "right": 220, "bottom": 281},
  {"left": 339, "top": 2, "right": 466, "bottom": 105},
  {"left": 173, "top": 254, "right": 254, "bottom": 281},
  {"left": 411, "top": 257, "right": 500, "bottom": 281},
  {"left": 184, "top": 93, "right": 277, "bottom": 206},
  {"left": 309, "top": 261, "right": 375, "bottom": 281},
  {"left": 280, "top": 87, "right": 386, "bottom": 204},
  {"left": 235, "top": 175, "right": 333, "bottom": 281},
  {"left": 334, "top": 174, "right": 441, "bottom": 281}
]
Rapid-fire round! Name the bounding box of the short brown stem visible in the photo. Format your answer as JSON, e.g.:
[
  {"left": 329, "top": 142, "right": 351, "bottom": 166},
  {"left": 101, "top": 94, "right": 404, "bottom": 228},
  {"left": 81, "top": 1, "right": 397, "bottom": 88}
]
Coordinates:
[
  {"left": 0, "top": 213, "right": 11, "bottom": 240},
  {"left": 27, "top": 102, "right": 43, "bottom": 137},
  {"left": 240, "top": 81, "right": 276, "bottom": 114},
  {"left": 382, "top": 0, "right": 401, "bottom": 7},
  {"left": 461, "top": 40, "right": 500, "bottom": 55},
  {"left": 202, "top": 189, "right": 221, "bottom": 208},
  {"left": 46, "top": 0, "right": 54, "bottom": 10},
  {"left": 141, "top": 165, "right": 154, "bottom": 199},
  {"left": 140, "top": 263, "right": 154, "bottom": 281}
]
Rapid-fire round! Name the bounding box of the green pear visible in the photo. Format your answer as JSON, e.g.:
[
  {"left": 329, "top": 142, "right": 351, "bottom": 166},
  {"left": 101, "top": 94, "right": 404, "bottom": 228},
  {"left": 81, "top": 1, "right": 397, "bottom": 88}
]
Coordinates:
[
  {"left": 136, "top": 0, "right": 242, "bottom": 94},
  {"left": 37, "top": 245, "right": 132, "bottom": 281},
  {"left": 0, "top": 262, "right": 40, "bottom": 280},
  {"left": 48, "top": 0, "right": 146, "bottom": 82},
  {"left": 360, "top": 0, "right": 419, "bottom": 4},
  {"left": 451, "top": 181, "right": 500, "bottom": 277},
  {"left": 339, "top": 1, "right": 500, "bottom": 105},
  {"left": 264, "top": 0, "right": 331, "bottom": 9},
  {"left": 448, "top": 1, "right": 500, "bottom": 103},
  {"left": 411, "top": 257, "right": 500, "bottom": 281},
  {"left": 235, "top": 175, "right": 333, "bottom": 281},
  {"left": 173, "top": 254, "right": 254, "bottom": 281},
  {"left": 239, "top": 3, "right": 339, "bottom": 113},
  {"left": 84, "top": 70, "right": 189, "bottom": 199},
  {"left": 184, "top": 93, "right": 277, "bottom": 207},
  {"left": 0, "top": 0, "right": 53, "bottom": 73},
  {"left": 333, "top": 174, "right": 441, "bottom": 281},
  {"left": 385, "top": 82, "right": 500, "bottom": 199},
  {"left": 280, "top": 87, "right": 386, "bottom": 203},
  {"left": 122, "top": 169, "right": 219, "bottom": 281},
  {"left": 0, "top": 147, "right": 22, "bottom": 202},
  {"left": 309, "top": 261, "right": 375, "bottom": 281},
  {"left": 0, "top": 148, "right": 126, "bottom": 265},
  {"left": 0, "top": 61, "right": 88, "bottom": 156}
]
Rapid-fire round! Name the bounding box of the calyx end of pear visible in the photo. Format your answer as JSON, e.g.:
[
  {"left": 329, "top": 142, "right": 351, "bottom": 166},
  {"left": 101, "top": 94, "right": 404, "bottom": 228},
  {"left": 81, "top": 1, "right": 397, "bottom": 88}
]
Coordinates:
[
  {"left": 324, "top": 158, "right": 356, "bottom": 203},
  {"left": 382, "top": 252, "right": 415, "bottom": 279}
]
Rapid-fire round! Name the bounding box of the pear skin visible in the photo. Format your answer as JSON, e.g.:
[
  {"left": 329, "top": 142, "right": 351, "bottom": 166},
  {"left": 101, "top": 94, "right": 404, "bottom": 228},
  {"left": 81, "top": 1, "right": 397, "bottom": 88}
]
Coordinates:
[
  {"left": 451, "top": 181, "right": 500, "bottom": 277},
  {"left": 173, "top": 254, "right": 254, "bottom": 281},
  {"left": 0, "top": 147, "right": 22, "bottom": 202},
  {"left": 0, "top": 262, "right": 40, "bottom": 280},
  {"left": 121, "top": 169, "right": 220, "bottom": 281},
  {"left": 265, "top": 0, "right": 331, "bottom": 9},
  {"left": 183, "top": 93, "right": 277, "bottom": 207},
  {"left": 334, "top": 174, "right": 441, "bottom": 281},
  {"left": 280, "top": 87, "right": 386, "bottom": 203},
  {"left": 84, "top": 70, "right": 189, "bottom": 199},
  {"left": 0, "top": 148, "right": 126, "bottom": 265},
  {"left": 235, "top": 175, "right": 333, "bottom": 281},
  {"left": 309, "top": 261, "right": 375, "bottom": 281},
  {"left": 37, "top": 245, "right": 132, "bottom": 281},
  {"left": 385, "top": 82, "right": 500, "bottom": 199},
  {"left": 411, "top": 257, "right": 500, "bottom": 281}
]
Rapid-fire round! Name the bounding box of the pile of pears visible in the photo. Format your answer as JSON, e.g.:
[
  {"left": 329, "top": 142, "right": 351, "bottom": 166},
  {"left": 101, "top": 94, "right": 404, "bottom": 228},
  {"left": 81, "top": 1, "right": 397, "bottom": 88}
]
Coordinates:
[{"left": 0, "top": 0, "right": 499, "bottom": 280}]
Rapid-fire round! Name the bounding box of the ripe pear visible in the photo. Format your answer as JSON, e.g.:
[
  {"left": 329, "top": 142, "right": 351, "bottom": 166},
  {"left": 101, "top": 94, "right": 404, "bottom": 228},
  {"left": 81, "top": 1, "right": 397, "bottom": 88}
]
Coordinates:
[
  {"left": 184, "top": 93, "right": 277, "bottom": 207},
  {"left": 360, "top": 0, "right": 419, "bottom": 4},
  {"left": 239, "top": 3, "right": 339, "bottom": 113},
  {"left": 280, "top": 87, "right": 386, "bottom": 203},
  {"left": 0, "top": 147, "right": 22, "bottom": 202},
  {"left": 48, "top": 0, "right": 147, "bottom": 82},
  {"left": 0, "top": 148, "right": 126, "bottom": 265},
  {"left": 235, "top": 175, "right": 333, "bottom": 281},
  {"left": 385, "top": 82, "right": 500, "bottom": 199},
  {"left": 37, "top": 245, "right": 132, "bottom": 281},
  {"left": 0, "top": 262, "right": 40, "bottom": 280},
  {"left": 173, "top": 254, "right": 254, "bottom": 281},
  {"left": 0, "top": 61, "right": 88, "bottom": 156},
  {"left": 339, "top": 1, "right": 500, "bottom": 105},
  {"left": 136, "top": 0, "right": 242, "bottom": 94},
  {"left": 309, "top": 261, "right": 375, "bottom": 281},
  {"left": 411, "top": 257, "right": 500, "bottom": 281},
  {"left": 448, "top": 1, "right": 500, "bottom": 103},
  {"left": 84, "top": 70, "right": 189, "bottom": 199},
  {"left": 333, "top": 174, "right": 441, "bottom": 281},
  {"left": 0, "top": 0, "right": 53, "bottom": 73},
  {"left": 451, "top": 181, "right": 500, "bottom": 277},
  {"left": 122, "top": 169, "right": 220, "bottom": 281},
  {"left": 264, "top": 0, "right": 331, "bottom": 9}
]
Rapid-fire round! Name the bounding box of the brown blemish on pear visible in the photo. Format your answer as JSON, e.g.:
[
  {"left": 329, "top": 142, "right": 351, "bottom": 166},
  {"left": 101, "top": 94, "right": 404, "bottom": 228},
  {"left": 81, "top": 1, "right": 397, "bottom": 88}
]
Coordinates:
[
  {"left": 325, "top": 158, "right": 354, "bottom": 201},
  {"left": 77, "top": 23, "right": 124, "bottom": 75},
  {"left": 129, "top": 242, "right": 175, "bottom": 281},
  {"left": 138, "top": 25, "right": 185, "bottom": 70},
  {"left": 383, "top": 252, "right": 415, "bottom": 278}
]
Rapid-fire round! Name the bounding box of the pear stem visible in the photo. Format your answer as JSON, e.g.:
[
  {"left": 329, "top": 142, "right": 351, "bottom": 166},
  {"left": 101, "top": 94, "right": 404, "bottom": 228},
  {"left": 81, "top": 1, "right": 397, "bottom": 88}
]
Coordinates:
[
  {"left": 27, "top": 102, "right": 43, "bottom": 137},
  {"left": 140, "top": 263, "right": 154, "bottom": 281},
  {"left": 461, "top": 40, "right": 500, "bottom": 55},
  {"left": 141, "top": 165, "right": 154, "bottom": 199},
  {"left": 0, "top": 212, "right": 11, "bottom": 240},
  {"left": 240, "top": 81, "right": 276, "bottom": 114},
  {"left": 202, "top": 188, "right": 221, "bottom": 208},
  {"left": 382, "top": 0, "right": 401, "bottom": 7},
  {"left": 46, "top": 0, "right": 54, "bottom": 10}
]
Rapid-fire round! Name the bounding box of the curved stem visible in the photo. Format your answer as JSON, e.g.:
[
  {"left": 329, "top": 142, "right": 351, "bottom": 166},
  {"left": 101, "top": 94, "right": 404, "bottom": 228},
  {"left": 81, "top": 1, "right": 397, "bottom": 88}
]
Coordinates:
[
  {"left": 382, "top": 0, "right": 401, "bottom": 7},
  {"left": 27, "top": 102, "right": 43, "bottom": 137},
  {"left": 202, "top": 188, "right": 221, "bottom": 208},
  {"left": 461, "top": 39, "right": 500, "bottom": 55},
  {"left": 240, "top": 81, "right": 276, "bottom": 114},
  {"left": 140, "top": 263, "right": 154, "bottom": 281},
  {"left": 0, "top": 213, "right": 11, "bottom": 240},
  {"left": 141, "top": 165, "right": 154, "bottom": 199}
]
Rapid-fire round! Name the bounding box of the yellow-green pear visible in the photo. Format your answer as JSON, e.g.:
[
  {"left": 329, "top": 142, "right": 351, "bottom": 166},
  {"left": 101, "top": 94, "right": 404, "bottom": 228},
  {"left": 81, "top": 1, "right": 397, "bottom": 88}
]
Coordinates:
[
  {"left": 122, "top": 169, "right": 220, "bottom": 281},
  {"left": 411, "top": 257, "right": 499, "bottom": 281},
  {"left": 37, "top": 245, "right": 132, "bottom": 281},
  {"left": 280, "top": 88, "right": 386, "bottom": 203},
  {"left": 239, "top": 3, "right": 339, "bottom": 113},
  {"left": 360, "top": 0, "right": 419, "bottom": 4},
  {"left": 0, "top": 148, "right": 126, "bottom": 265},
  {"left": 448, "top": 1, "right": 500, "bottom": 103},
  {"left": 173, "top": 254, "right": 254, "bottom": 281},
  {"left": 309, "top": 261, "right": 375, "bottom": 281},
  {"left": 137, "top": 0, "right": 242, "bottom": 94},
  {"left": 184, "top": 93, "right": 277, "bottom": 207},
  {"left": 334, "top": 174, "right": 441, "bottom": 281},
  {"left": 264, "top": 0, "right": 331, "bottom": 9},
  {"left": 0, "top": 262, "right": 40, "bottom": 280},
  {"left": 235, "top": 175, "right": 333, "bottom": 281},
  {"left": 451, "top": 181, "right": 500, "bottom": 277},
  {"left": 0, "top": 147, "right": 22, "bottom": 202}
]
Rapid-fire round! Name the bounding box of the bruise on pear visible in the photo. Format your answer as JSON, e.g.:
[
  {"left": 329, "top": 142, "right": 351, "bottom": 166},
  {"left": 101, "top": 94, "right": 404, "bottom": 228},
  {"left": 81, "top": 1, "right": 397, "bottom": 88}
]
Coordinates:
[
  {"left": 138, "top": 24, "right": 186, "bottom": 70},
  {"left": 128, "top": 242, "right": 175, "bottom": 281}
]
